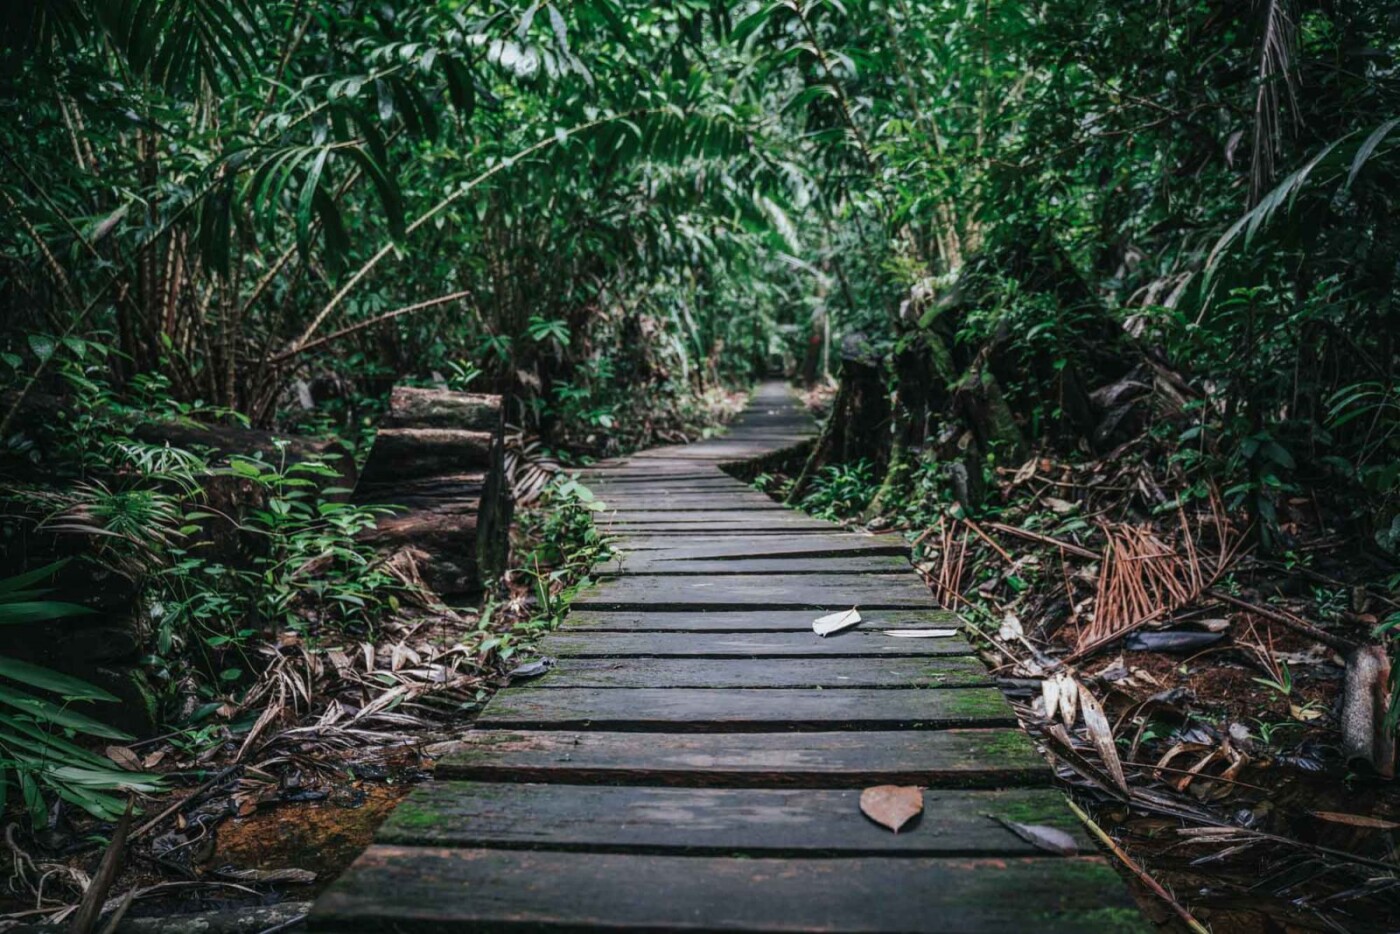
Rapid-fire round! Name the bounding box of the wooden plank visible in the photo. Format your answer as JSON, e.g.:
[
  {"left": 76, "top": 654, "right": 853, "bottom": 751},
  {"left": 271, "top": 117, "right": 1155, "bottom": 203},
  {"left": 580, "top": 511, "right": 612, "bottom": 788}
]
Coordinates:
[
  {"left": 475, "top": 686, "right": 1016, "bottom": 731},
  {"left": 438, "top": 728, "right": 1050, "bottom": 786},
  {"left": 564, "top": 608, "right": 961, "bottom": 632},
  {"left": 593, "top": 497, "right": 787, "bottom": 511},
  {"left": 600, "top": 510, "right": 830, "bottom": 523},
  {"left": 573, "top": 573, "right": 935, "bottom": 609},
  {"left": 610, "top": 533, "right": 909, "bottom": 559},
  {"left": 533, "top": 657, "right": 992, "bottom": 689},
  {"left": 586, "top": 476, "right": 752, "bottom": 488},
  {"left": 601, "top": 554, "right": 912, "bottom": 575},
  {"left": 310, "top": 848, "right": 1145, "bottom": 933},
  {"left": 375, "top": 783, "right": 1088, "bottom": 855},
  {"left": 539, "top": 630, "right": 972, "bottom": 657},
  {"left": 605, "top": 525, "right": 851, "bottom": 536}
]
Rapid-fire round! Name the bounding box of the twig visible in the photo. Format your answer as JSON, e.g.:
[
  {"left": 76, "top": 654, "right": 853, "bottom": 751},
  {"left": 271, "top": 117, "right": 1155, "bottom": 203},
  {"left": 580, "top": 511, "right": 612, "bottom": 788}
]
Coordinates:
[
  {"left": 960, "top": 516, "right": 1012, "bottom": 563},
  {"left": 1064, "top": 796, "right": 1210, "bottom": 934},
  {"left": 267, "top": 289, "right": 473, "bottom": 364},
  {"left": 129, "top": 765, "right": 242, "bottom": 842},
  {"left": 1208, "top": 590, "right": 1357, "bottom": 653},
  {"left": 68, "top": 796, "right": 134, "bottom": 934},
  {"left": 984, "top": 522, "right": 1098, "bottom": 559}
]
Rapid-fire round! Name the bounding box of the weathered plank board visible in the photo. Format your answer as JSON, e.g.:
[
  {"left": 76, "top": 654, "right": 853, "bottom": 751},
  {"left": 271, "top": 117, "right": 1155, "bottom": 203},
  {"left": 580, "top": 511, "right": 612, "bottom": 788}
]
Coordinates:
[
  {"left": 593, "top": 497, "right": 788, "bottom": 511},
  {"left": 564, "top": 608, "right": 961, "bottom": 632},
  {"left": 601, "top": 554, "right": 912, "bottom": 575},
  {"left": 376, "top": 783, "right": 1088, "bottom": 854},
  {"left": 311, "top": 848, "right": 1146, "bottom": 934},
  {"left": 437, "top": 729, "right": 1051, "bottom": 787},
  {"left": 573, "top": 572, "right": 936, "bottom": 609},
  {"left": 538, "top": 630, "right": 972, "bottom": 657},
  {"left": 609, "top": 533, "right": 909, "bottom": 559},
  {"left": 601, "top": 509, "right": 832, "bottom": 522},
  {"left": 589, "top": 478, "right": 768, "bottom": 489},
  {"left": 475, "top": 686, "right": 1016, "bottom": 731},
  {"left": 530, "top": 657, "right": 991, "bottom": 689}
]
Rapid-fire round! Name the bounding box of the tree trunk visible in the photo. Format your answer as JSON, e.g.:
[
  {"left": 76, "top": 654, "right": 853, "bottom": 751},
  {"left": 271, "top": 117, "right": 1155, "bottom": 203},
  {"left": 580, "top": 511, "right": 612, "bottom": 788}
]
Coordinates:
[{"left": 788, "top": 335, "right": 889, "bottom": 502}]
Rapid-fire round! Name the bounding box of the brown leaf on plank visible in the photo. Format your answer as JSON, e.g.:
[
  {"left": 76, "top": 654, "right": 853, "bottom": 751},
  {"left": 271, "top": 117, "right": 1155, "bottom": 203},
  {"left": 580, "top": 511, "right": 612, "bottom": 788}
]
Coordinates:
[{"left": 860, "top": 785, "right": 923, "bottom": 833}]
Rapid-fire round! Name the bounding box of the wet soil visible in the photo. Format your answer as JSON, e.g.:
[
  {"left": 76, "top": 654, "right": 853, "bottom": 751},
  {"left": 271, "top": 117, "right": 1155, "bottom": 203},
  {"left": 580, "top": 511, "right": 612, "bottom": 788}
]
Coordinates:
[{"left": 213, "top": 783, "right": 410, "bottom": 898}]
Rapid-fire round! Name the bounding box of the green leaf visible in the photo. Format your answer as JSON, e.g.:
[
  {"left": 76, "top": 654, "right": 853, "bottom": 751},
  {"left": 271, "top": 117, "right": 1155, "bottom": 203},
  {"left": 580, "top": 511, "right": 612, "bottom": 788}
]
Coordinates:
[
  {"left": 0, "top": 659, "right": 118, "bottom": 702},
  {"left": 0, "top": 561, "right": 67, "bottom": 596},
  {"left": 27, "top": 334, "right": 55, "bottom": 362},
  {"left": 0, "top": 602, "right": 95, "bottom": 625},
  {"left": 0, "top": 685, "right": 132, "bottom": 740}
]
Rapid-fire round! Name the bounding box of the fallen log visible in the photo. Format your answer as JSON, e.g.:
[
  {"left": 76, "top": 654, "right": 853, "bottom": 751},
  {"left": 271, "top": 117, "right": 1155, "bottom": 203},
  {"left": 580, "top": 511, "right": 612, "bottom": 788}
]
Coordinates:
[
  {"left": 382, "top": 386, "right": 504, "bottom": 431},
  {"left": 355, "top": 386, "right": 512, "bottom": 596},
  {"left": 357, "top": 428, "right": 495, "bottom": 485}
]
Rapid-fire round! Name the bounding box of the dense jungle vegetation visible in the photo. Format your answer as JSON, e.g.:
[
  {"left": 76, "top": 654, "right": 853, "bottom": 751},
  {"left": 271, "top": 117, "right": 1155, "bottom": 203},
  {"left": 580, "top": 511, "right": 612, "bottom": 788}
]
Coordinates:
[{"left": 2, "top": 0, "right": 1400, "bottom": 928}]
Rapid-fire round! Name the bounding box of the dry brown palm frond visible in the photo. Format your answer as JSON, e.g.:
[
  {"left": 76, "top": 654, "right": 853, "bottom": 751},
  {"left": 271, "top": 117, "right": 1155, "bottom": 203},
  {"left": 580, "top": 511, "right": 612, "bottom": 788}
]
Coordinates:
[
  {"left": 923, "top": 515, "right": 971, "bottom": 610},
  {"left": 1251, "top": 0, "right": 1301, "bottom": 204},
  {"left": 1073, "top": 503, "right": 1243, "bottom": 657},
  {"left": 504, "top": 427, "right": 561, "bottom": 506}
]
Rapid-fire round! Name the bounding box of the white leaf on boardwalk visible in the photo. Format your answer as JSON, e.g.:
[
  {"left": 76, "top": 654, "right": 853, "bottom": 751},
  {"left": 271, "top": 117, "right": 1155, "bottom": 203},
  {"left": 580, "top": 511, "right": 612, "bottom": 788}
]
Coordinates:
[
  {"left": 882, "top": 629, "right": 958, "bottom": 638},
  {"left": 813, "top": 608, "right": 861, "bottom": 637}
]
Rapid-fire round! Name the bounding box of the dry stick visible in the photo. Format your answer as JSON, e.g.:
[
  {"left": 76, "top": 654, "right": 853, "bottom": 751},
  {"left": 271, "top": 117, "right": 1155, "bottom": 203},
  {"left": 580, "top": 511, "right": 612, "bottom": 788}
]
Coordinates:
[
  {"left": 267, "top": 289, "right": 473, "bottom": 364},
  {"left": 129, "top": 765, "right": 242, "bottom": 843},
  {"left": 68, "top": 796, "right": 134, "bottom": 934},
  {"left": 985, "top": 522, "right": 1098, "bottom": 559},
  {"left": 1209, "top": 590, "right": 1357, "bottom": 653},
  {"left": 1064, "top": 797, "right": 1210, "bottom": 934},
  {"left": 960, "top": 516, "right": 1012, "bottom": 563}
]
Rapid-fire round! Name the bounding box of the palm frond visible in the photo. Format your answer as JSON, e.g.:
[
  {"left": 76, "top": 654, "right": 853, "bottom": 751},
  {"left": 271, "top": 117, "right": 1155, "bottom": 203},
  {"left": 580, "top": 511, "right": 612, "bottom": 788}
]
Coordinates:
[{"left": 1250, "top": 0, "right": 1300, "bottom": 204}]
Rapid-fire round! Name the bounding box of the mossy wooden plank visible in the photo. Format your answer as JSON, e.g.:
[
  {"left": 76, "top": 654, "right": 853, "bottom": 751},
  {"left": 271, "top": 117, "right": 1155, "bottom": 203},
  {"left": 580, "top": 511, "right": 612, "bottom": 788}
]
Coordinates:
[
  {"left": 573, "top": 573, "right": 935, "bottom": 609},
  {"left": 475, "top": 686, "right": 1015, "bottom": 731},
  {"left": 591, "top": 489, "right": 779, "bottom": 504},
  {"left": 533, "top": 656, "right": 991, "bottom": 689},
  {"left": 376, "top": 783, "right": 1088, "bottom": 855},
  {"left": 538, "top": 630, "right": 972, "bottom": 657},
  {"left": 587, "top": 480, "right": 754, "bottom": 493},
  {"left": 600, "top": 509, "right": 830, "bottom": 522},
  {"left": 309, "top": 848, "right": 1146, "bottom": 933},
  {"left": 564, "top": 608, "right": 961, "bottom": 632},
  {"left": 601, "top": 554, "right": 911, "bottom": 575},
  {"left": 437, "top": 728, "right": 1050, "bottom": 786},
  {"left": 609, "top": 534, "right": 909, "bottom": 559}
]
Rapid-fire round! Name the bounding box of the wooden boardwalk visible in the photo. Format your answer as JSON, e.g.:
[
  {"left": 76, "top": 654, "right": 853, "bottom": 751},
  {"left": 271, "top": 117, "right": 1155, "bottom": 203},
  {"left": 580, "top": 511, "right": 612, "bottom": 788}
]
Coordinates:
[{"left": 310, "top": 383, "right": 1146, "bottom": 932}]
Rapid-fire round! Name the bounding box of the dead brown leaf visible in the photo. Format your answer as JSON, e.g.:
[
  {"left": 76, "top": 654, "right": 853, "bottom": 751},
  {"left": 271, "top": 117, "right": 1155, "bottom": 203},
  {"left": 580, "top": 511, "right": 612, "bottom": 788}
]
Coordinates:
[
  {"left": 1077, "top": 683, "right": 1129, "bottom": 794},
  {"left": 1310, "top": 810, "right": 1400, "bottom": 830},
  {"left": 104, "top": 745, "right": 141, "bottom": 771},
  {"left": 860, "top": 785, "right": 923, "bottom": 833}
]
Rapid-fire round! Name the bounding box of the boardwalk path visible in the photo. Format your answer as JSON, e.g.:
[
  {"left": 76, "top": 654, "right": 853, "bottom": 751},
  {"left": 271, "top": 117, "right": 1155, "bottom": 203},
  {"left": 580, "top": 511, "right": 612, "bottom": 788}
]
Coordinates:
[{"left": 311, "top": 382, "right": 1145, "bottom": 932}]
